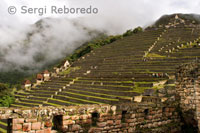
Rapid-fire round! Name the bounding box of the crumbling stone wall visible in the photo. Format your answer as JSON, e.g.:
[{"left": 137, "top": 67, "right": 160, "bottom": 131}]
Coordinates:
[
  {"left": 0, "top": 102, "right": 180, "bottom": 133},
  {"left": 176, "top": 61, "right": 200, "bottom": 131}
]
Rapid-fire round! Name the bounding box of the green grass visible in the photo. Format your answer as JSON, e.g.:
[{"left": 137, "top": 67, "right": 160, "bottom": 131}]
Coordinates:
[
  {"left": 61, "top": 91, "right": 119, "bottom": 101},
  {"left": 19, "top": 98, "right": 44, "bottom": 103},
  {"left": 44, "top": 102, "right": 62, "bottom": 107},
  {"left": 112, "top": 72, "right": 119, "bottom": 75},
  {"left": 48, "top": 98, "right": 81, "bottom": 105},
  {"left": 10, "top": 104, "right": 29, "bottom": 108},
  {"left": 78, "top": 79, "right": 133, "bottom": 84},
  {"left": 66, "top": 88, "right": 131, "bottom": 99},
  {"left": 14, "top": 101, "right": 40, "bottom": 106},
  {"left": 133, "top": 87, "right": 150, "bottom": 93},
  {"left": 0, "top": 127, "right": 6, "bottom": 133},
  {"left": 55, "top": 95, "right": 105, "bottom": 104},
  {"left": 134, "top": 82, "right": 154, "bottom": 86},
  {"left": 59, "top": 67, "right": 81, "bottom": 75},
  {"left": 75, "top": 82, "right": 134, "bottom": 88},
  {"left": 70, "top": 86, "right": 134, "bottom": 93},
  {"left": 146, "top": 53, "right": 166, "bottom": 58},
  {"left": 0, "top": 121, "right": 7, "bottom": 126}
]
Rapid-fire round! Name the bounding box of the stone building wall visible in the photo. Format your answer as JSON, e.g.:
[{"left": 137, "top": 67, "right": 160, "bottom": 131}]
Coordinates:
[
  {"left": 0, "top": 102, "right": 180, "bottom": 133},
  {"left": 175, "top": 61, "right": 200, "bottom": 130}
]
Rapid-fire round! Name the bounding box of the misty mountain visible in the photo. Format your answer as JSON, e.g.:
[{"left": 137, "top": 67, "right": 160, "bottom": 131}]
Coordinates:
[{"left": 0, "top": 17, "right": 104, "bottom": 73}]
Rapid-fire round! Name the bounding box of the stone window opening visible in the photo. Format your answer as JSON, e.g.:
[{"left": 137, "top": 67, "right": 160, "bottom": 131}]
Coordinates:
[
  {"left": 162, "top": 107, "right": 166, "bottom": 112},
  {"left": 144, "top": 109, "right": 149, "bottom": 119},
  {"left": 7, "top": 118, "right": 12, "bottom": 133},
  {"left": 121, "top": 111, "right": 127, "bottom": 123},
  {"left": 92, "top": 112, "right": 99, "bottom": 126},
  {"left": 162, "top": 107, "right": 166, "bottom": 116},
  {"left": 52, "top": 115, "right": 63, "bottom": 131}
]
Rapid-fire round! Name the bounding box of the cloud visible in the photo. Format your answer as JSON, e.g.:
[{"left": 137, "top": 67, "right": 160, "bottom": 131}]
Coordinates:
[{"left": 0, "top": 0, "right": 200, "bottom": 73}]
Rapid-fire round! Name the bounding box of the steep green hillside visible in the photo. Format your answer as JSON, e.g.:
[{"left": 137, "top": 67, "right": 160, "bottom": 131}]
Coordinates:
[{"left": 12, "top": 14, "right": 200, "bottom": 107}]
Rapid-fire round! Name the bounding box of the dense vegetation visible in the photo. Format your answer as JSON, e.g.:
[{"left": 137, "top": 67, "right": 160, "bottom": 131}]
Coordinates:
[{"left": 0, "top": 83, "right": 15, "bottom": 107}]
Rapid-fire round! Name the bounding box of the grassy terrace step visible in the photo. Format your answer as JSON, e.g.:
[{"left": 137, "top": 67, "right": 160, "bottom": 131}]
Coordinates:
[
  {"left": 49, "top": 77, "right": 73, "bottom": 81},
  {"left": 25, "top": 96, "right": 47, "bottom": 101},
  {"left": 56, "top": 90, "right": 119, "bottom": 104},
  {"left": 47, "top": 98, "right": 80, "bottom": 106},
  {"left": 87, "top": 68, "right": 176, "bottom": 73},
  {"left": 82, "top": 72, "right": 173, "bottom": 78},
  {"left": 18, "top": 98, "right": 45, "bottom": 104},
  {"left": 96, "top": 63, "right": 180, "bottom": 67},
  {"left": 63, "top": 88, "right": 134, "bottom": 99},
  {"left": 69, "top": 71, "right": 174, "bottom": 78},
  {"left": 11, "top": 101, "right": 39, "bottom": 107},
  {"left": 31, "top": 88, "right": 61, "bottom": 91},
  {"left": 74, "top": 80, "right": 133, "bottom": 86},
  {"left": 63, "top": 88, "right": 119, "bottom": 99},
  {"left": 14, "top": 92, "right": 48, "bottom": 101},
  {"left": 70, "top": 83, "right": 133, "bottom": 91},
  {"left": 0, "top": 127, "right": 6, "bottom": 133},
  {"left": 37, "top": 84, "right": 65, "bottom": 88},
  {"left": 78, "top": 77, "right": 165, "bottom": 82},
  {"left": 0, "top": 120, "right": 7, "bottom": 133},
  {"left": 53, "top": 95, "right": 94, "bottom": 104},
  {"left": 65, "top": 86, "right": 139, "bottom": 97},
  {"left": 25, "top": 90, "right": 56, "bottom": 95},
  {"left": 74, "top": 64, "right": 179, "bottom": 70},
  {"left": 69, "top": 71, "right": 173, "bottom": 78},
  {"left": 16, "top": 91, "right": 52, "bottom": 98}
]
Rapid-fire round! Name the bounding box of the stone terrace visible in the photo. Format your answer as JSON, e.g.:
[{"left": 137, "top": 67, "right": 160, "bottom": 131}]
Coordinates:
[{"left": 11, "top": 16, "right": 200, "bottom": 108}]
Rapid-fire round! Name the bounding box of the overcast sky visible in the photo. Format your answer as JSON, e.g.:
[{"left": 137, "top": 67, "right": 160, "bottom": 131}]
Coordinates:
[{"left": 1, "top": 0, "right": 200, "bottom": 27}]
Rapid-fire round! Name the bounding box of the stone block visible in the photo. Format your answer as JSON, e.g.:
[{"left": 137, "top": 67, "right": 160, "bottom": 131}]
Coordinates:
[
  {"left": 107, "top": 120, "right": 114, "bottom": 126},
  {"left": 81, "top": 119, "right": 92, "bottom": 124},
  {"left": 23, "top": 123, "right": 31, "bottom": 132},
  {"left": 27, "top": 131, "right": 36, "bottom": 133},
  {"left": 71, "top": 115, "right": 80, "bottom": 120},
  {"left": 147, "top": 115, "right": 153, "bottom": 120},
  {"left": 71, "top": 124, "right": 81, "bottom": 131},
  {"left": 13, "top": 124, "right": 22, "bottom": 130},
  {"left": 125, "top": 119, "right": 135, "bottom": 123},
  {"left": 97, "top": 122, "right": 107, "bottom": 127},
  {"left": 63, "top": 120, "right": 75, "bottom": 125},
  {"left": 25, "top": 118, "right": 37, "bottom": 123},
  {"left": 35, "top": 130, "right": 44, "bottom": 133},
  {"left": 116, "top": 115, "right": 122, "bottom": 119},
  {"left": 129, "top": 123, "right": 135, "bottom": 127},
  {"left": 130, "top": 114, "right": 136, "bottom": 118},
  {"left": 32, "top": 122, "right": 42, "bottom": 130},
  {"left": 44, "top": 128, "right": 51, "bottom": 133},
  {"left": 115, "top": 120, "right": 121, "bottom": 125},
  {"left": 63, "top": 115, "right": 71, "bottom": 120},
  {"left": 79, "top": 115, "right": 88, "bottom": 120},
  {"left": 13, "top": 118, "right": 24, "bottom": 124},
  {"left": 128, "top": 128, "right": 135, "bottom": 133},
  {"left": 44, "top": 121, "right": 52, "bottom": 127},
  {"left": 13, "top": 131, "right": 23, "bottom": 133}
]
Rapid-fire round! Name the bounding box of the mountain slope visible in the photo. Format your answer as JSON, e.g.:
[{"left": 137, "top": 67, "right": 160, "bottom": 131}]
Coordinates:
[{"left": 12, "top": 14, "right": 200, "bottom": 107}]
